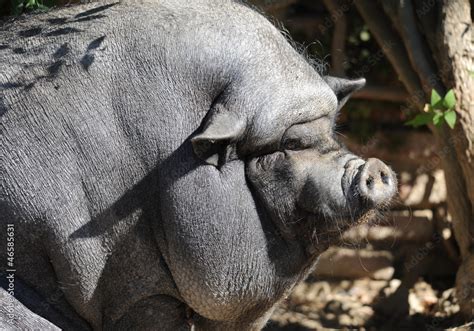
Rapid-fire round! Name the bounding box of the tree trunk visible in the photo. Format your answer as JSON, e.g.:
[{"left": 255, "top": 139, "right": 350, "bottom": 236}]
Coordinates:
[
  {"left": 437, "top": 0, "right": 474, "bottom": 318},
  {"left": 355, "top": 0, "right": 474, "bottom": 319}
]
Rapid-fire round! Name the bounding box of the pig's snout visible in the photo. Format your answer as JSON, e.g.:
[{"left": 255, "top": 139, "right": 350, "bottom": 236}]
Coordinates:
[{"left": 357, "top": 158, "right": 396, "bottom": 206}]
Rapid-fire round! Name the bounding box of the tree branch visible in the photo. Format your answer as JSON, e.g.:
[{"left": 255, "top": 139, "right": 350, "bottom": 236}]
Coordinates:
[
  {"left": 322, "top": 0, "right": 348, "bottom": 76},
  {"left": 354, "top": 0, "right": 424, "bottom": 108},
  {"left": 380, "top": 0, "right": 401, "bottom": 31},
  {"left": 397, "top": 0, "right": 445, "bottom": 95},
  {"left": 413, "top": 0, "right": 440, "bottom": 61},
  {"left": 352, "top": 86, "right": 409, "bottom": 103}
]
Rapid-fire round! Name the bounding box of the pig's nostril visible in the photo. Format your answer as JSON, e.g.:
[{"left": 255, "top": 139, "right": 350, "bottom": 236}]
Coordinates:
[
  {"left": 366, "top": 177, "right": 374, "bottom": 189},
  {"left": 357, "top": 158, "right": 396, "bottom": 206}
]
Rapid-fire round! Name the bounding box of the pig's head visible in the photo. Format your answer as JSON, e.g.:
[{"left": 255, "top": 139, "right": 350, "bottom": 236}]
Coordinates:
[{"left": 191, "top": 73, "right": 397, "bottom": 253}]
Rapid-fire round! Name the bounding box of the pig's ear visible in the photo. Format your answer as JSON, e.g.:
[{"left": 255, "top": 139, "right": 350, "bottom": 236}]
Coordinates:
[
  {"left": 191, "top": 106, "right": 245, "bottom": 167},
  {"left": 323, "top": 76, "right": 365, "bottom": 110}
]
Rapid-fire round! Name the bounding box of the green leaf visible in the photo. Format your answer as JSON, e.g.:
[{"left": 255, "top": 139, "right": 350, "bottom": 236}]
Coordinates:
[
  {"left": 469, "top": 70, "right": 474, "bottom": 78},
  {"left": 26, "top": 0, "right": 36, "bottom": 8},
  {"left": 431, "top": 90, "right": 442, "bottom": 107},
  {"left": 431, "top": 101, "right": 444, "bottom": 110},
  {"left": 443, "top": 89, "right": 456, "bottom": 110},
  {"left": 405, "top": 113, "right": 433, "bottom": 128},
  {"left": 432, "top": 111, "right": 443, "bottom": 126},
  {"left": 444, "top": 110, "right": 457, "bottom": 129}
]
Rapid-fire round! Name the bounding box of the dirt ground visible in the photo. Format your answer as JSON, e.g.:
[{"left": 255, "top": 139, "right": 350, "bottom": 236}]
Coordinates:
[{"left": 265, "top": 277, "right": 473, "bottom": 331}]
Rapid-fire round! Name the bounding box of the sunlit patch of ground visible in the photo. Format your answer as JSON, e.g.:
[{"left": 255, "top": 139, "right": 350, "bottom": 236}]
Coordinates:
[{"left": 266, "top": 278, "right": 471, "bottom": 330}]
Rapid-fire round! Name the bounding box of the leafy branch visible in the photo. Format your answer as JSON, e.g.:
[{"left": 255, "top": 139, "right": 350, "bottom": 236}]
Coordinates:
[
  {"left": 12, "top": 0, "right": 51, "bottom": 15},
  {"left": 405, "top": 89, "right": 457, "bottom": 129}
]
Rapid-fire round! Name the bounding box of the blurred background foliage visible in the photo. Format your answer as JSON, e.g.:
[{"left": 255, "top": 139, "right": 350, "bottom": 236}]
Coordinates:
[{"left": 1, "top": 0, "right": 52, "bottom": 16}]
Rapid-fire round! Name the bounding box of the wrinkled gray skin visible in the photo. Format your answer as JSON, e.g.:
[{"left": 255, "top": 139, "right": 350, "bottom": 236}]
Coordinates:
[{"left": 0, "top": 1, "right": 397, "bottom": 330}]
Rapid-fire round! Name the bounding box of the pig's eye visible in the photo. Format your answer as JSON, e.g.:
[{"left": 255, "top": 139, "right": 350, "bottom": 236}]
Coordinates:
[{"left": 282, "top": 137, "right": 304, "bottom": 150}]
